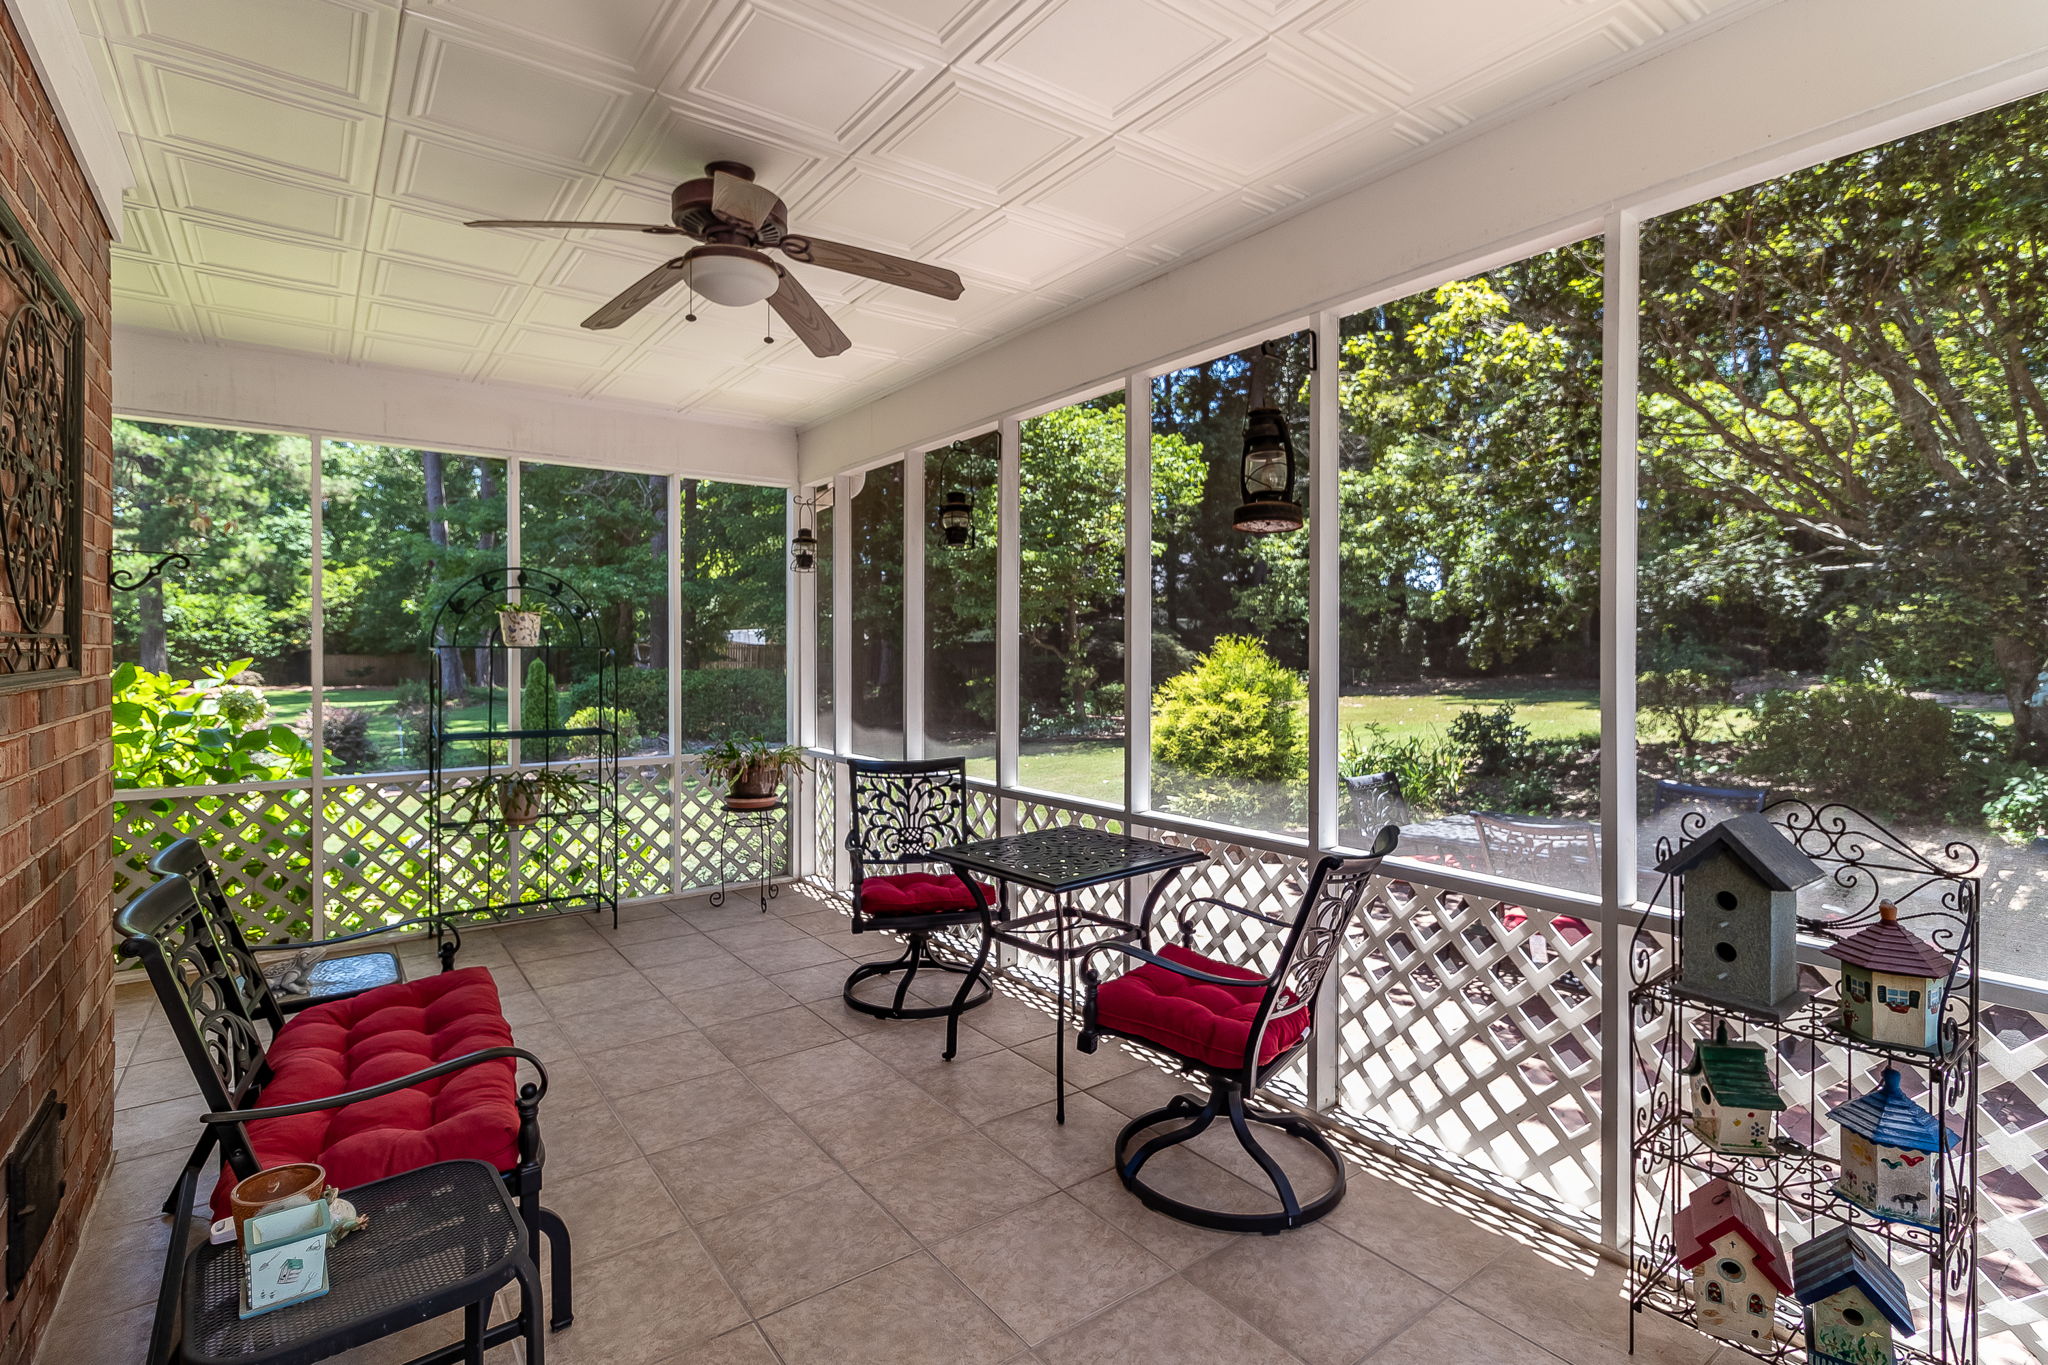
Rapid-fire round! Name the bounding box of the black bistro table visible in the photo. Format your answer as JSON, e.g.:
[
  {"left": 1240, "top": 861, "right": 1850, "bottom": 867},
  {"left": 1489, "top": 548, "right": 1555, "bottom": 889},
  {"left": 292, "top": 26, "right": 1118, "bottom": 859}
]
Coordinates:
[{"left": 931, "top": 826, "right": 1205, "bottom": 1121}]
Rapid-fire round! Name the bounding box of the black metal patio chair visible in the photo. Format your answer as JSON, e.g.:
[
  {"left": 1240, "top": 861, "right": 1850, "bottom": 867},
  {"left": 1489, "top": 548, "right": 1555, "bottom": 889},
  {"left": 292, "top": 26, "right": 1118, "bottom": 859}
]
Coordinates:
[
  {"left": 842, "top": 757, "right": 998, "bottom": 1059},
  {"left": 1077, "top": 824, "right": 1399, "bottom": 1234}
]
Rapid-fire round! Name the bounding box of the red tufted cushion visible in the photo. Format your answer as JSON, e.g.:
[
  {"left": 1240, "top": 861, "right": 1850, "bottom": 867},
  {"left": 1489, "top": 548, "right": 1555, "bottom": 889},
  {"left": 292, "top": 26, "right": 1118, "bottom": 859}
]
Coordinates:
[
  {"left": 209, "top": 967, "right": 519, "bottom": 1217},
  {"left": 1094, "top": 944, "right": 1309, "bottom": 1070},
  {"left": 857, "top": 871, "right": 996, "bottom": 916}
]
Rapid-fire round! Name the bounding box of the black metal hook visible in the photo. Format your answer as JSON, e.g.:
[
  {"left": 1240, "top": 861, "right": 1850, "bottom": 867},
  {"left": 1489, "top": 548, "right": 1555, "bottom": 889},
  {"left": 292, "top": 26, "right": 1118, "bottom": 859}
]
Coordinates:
[{"left": 110, "top": 551, "right": 190, "bottom": 593}]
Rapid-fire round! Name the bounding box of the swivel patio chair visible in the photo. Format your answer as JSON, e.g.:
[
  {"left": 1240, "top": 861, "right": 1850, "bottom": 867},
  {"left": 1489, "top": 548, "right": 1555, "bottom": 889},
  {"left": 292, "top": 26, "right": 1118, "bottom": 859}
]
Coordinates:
[
  {"left": 1077, "top": 825, "right": 1399, "bottom": 1234},
  {"left": 113, "top": 856, "right": 573, "bottom": 1334},
  {"left": 842, "top": 757, "right": 999, "bottom": 1059}
]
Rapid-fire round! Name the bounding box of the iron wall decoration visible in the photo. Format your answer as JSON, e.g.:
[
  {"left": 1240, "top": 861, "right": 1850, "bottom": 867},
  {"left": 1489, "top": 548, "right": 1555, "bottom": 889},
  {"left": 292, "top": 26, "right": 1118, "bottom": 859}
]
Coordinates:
[{"left": 0, "top": 192, "right": 84, "bottom": 689}]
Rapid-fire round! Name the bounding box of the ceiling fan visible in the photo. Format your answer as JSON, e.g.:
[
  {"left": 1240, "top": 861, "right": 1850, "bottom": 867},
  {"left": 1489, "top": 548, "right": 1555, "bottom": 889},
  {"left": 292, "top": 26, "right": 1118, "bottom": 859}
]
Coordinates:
[{"left": 465, "top": 161, "right": 964, "bottom": 358}]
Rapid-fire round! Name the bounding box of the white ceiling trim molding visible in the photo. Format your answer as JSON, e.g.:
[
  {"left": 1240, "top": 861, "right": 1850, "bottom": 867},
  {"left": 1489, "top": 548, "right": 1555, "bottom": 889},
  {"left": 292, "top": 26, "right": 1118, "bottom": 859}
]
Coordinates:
[
  {"left": 796, "top": 0, "right": 2048, "bottom": 481},
  {"left": 4, "top": 0, "right": 131, "bottom": 236},
  {"left": 113, "top": 327, "right": 798, "bottom": 484}
]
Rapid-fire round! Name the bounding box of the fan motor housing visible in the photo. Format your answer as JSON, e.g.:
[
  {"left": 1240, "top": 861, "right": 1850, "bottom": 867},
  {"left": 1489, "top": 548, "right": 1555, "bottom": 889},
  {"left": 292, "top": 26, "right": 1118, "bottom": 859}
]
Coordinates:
[{"left": 672, "top": 176, "right": 786, "bottom": 245}]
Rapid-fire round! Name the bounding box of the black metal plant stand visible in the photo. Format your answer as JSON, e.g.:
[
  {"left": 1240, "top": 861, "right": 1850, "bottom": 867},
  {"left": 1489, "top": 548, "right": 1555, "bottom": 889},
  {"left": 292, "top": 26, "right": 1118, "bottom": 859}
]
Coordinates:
[
  {"left": 1627, "top": 800, "right": 1980, "bottom": 1365},
  {"left": 427, "top": 568, "right": 620, "bottom": 936},
  {"left": 709, "top": 801, "right": 784, "bottom": 911}
]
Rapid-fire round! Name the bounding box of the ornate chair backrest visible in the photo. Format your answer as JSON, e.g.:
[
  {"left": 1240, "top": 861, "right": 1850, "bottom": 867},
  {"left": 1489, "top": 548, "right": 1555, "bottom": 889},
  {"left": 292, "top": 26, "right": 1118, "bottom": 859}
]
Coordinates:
[
  {"left": 1472, "top": 812, "right": 1597, "bottom": 872},
  {"left": 844, "top": 758, "right": 970, "bottom": 883},
  {"left": 1344, "top": 771, "right": 1409, "bottom": 842},
  {"left": 116, "top": 849, "right": 285, "bottom": 1116},
  {"left": 1244, "top": 826, "right": 1398, "bottom": 1075}
]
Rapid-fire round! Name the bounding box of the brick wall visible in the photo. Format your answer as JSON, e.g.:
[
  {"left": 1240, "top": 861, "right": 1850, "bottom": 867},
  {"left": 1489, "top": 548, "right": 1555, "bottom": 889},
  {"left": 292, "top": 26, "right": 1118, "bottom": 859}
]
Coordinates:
[{"left": 0, "top": 5, "right": 116, "bottom": 1363}]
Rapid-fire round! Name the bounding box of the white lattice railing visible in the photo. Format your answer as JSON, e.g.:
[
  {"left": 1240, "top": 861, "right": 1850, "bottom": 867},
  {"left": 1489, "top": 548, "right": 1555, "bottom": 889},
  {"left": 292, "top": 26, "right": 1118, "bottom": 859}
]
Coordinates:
[
  {"left": 794, "top": 761, "right": 2048, "bottom": 1363},
  {"left": 112, "top": 754, "right": 791, "bottom": 943}
]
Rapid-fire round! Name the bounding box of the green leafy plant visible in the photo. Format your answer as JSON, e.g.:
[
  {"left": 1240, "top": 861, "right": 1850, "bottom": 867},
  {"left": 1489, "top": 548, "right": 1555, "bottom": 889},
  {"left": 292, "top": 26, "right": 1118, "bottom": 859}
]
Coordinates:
[
  {"left": 1985, "top": 769, "right": 2048, "bottom": 842},
  {"left": 521, "top": 658, "right": 561, "bottom": 759},
  {"left": 112, "top": 659, "right": 311, "bottom": 789},
  {"left": 1151, "top": 636, "right": 1306, "bottom": 784},
  {"left": 1446, "top": 703, "right": 1531, "bottom": 776},
  {"left": 451, "top": 769, "right": 595, "bottom": 827},
  {"left": 1339, "top": 722, "right": 1466, "bottom": 815},
  {"left": 699, "top": 736, "right": 806, "bottom": 803},
  {"left": 1638, "top": 667, "right": 1733, "bottom": 761},
  {"left": 1739, "top": 681, "right": 1971, "bottom": 814},
  {"left": 565, "top": 705, "right": 636, "bottom": 757}
]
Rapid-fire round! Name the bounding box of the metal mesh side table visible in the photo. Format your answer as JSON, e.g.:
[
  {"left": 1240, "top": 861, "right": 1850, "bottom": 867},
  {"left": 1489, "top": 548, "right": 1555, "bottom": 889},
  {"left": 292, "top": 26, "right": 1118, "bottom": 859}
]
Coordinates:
[
  {"left": 178, "top": 1160, "right": 542, "bottom": 1365},
  {"left": 709, "top": 801, "right": 785, "bottom": 911}
]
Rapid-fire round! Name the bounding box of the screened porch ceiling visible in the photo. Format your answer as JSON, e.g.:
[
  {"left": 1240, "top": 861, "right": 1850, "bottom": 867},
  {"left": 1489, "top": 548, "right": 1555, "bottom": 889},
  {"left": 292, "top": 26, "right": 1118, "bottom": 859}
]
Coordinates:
[{"left": 79, "top": 0, "right": 1764, "bottom": 427}]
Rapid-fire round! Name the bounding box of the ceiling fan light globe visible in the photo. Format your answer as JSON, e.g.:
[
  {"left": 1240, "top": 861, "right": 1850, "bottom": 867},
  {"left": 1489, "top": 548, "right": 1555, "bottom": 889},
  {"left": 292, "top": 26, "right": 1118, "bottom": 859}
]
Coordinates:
[{"left": 689, "top": 249, "right": 780, "bottom": 306}]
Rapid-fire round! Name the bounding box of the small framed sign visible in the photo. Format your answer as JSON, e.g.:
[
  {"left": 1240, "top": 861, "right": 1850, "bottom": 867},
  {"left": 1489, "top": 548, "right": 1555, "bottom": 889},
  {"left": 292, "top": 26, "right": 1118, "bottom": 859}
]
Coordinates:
[{"left": 240, "top": 1198, "right": 334, "bottom": 1319}]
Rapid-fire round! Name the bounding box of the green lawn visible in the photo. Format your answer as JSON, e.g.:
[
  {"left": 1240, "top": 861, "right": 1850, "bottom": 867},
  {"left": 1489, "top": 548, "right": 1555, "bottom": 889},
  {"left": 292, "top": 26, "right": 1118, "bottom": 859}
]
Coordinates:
[
  {"left": 1336, "top": 682, "right": 1600, "bottom": 741},
  {"left": 265, "top": 686, "right": 499, "bottom": 773}
]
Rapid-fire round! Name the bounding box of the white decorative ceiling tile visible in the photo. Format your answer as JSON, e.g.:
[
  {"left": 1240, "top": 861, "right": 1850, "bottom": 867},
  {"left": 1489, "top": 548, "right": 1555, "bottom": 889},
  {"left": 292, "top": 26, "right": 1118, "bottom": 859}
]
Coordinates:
[
  {"left": 1300, "top": 0, "right": 1585, "bottom": 97},
  {"left": 362, "top": 301, "right": 498, "bottom": 349},
  {"left": 169, "top": 217, "right": 359, "bottom": 290},
  {"left": 115, "top": 299, "right": 193, "bottom": 333},
  {"left": 826, "top": 301, "right": 956, "bottom": 356},
  {"left": 356, "top": 335, "right": 482, "bottom": 375},
  {"left": 1435, "top": 27, "right": 1636, "bottom": 125},
  {"left": 502, "top": 327, "right": 628, "bottom": 367},
  {"left": 973, "top": 0, "right": 1239, "bottom": 122},
  {"left": 939, "top": 213, "right": 1109, "bottom": 290},
  {"left": 384, "top": 130, "right": 594, "bottom": 219},
  {"left": 111, "top": 253, "right": 179, "bottom": 299},
  {"left": 787, "top": 0, "right": 993, "bottom": 48},
  {"left": 197, "top": 308, "right": 349, "bottom": 355},
  {"left": 1021, "top": 144, "right": 1221, "bottom": 239},
  {"left": 676, "top": 4, "right": 921, "bottom": 144},
  {"left": 483, "top": 353, "right": 610, "bottom": 393},
  {"left": 112, "top": 0, "right": 395, "bottom": 107},
  {"left": 366, "top": 258, "right": 521, "bottom": 316},
  {"left": 795, "top": 166, "right": 979, "bottom": 253},
  {"left": 431, "top": 0, "right": 679, "bottom": 71},
  {"left": 149, "top": 147, "right": 364, "bottom": 242},
  {"left": 648, "top": 307, "right": 781, "bottom": 364},
  {"left": 191, "top": 272, "right": 348, "bottom": 324},
  {"left": 400, "top": 23, "right": 641, "bottom": 167},
  {"left": 610, "top": 100, "right": 824, "bottom": 194},
  {"left": 1134, "top": 50, "right": 1380, "bottom": 178},
  {"left": 871, "top": 80, "right": 1085, "bottom": 197},
  {"left": 371, "top": 203, "right": 549, "bottom": 277},
  {"left": 546, "top": 244, "right": 678, "bottom": 299},
  {"left": 128, "top": 55, "right": 374, "bottom": 184}
]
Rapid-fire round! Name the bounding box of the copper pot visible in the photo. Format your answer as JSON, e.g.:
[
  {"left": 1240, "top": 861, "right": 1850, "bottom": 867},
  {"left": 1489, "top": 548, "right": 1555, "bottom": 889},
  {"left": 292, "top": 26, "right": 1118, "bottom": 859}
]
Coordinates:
[{"left": 229, "top": 1163, "right": 326, "bottom": 1238}]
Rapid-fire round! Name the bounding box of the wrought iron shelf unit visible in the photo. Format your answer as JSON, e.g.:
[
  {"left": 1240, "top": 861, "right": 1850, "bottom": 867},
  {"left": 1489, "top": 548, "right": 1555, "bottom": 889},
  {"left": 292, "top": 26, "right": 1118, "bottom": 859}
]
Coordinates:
[
  {"left": 426, "top": 568, "right": 621, "bottom": 935},
  {"left": 1628, "top": 800, "right": 1980, "bottom": 1365}
]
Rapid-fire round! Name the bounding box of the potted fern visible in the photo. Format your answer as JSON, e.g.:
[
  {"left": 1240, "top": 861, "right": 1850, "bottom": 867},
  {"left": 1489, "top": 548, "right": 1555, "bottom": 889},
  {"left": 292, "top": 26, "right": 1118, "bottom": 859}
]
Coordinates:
[
  {"left": 454, "top": 769, "right": 593, "bottom": 827},
  {"left": 700, "top": 737, "right": 806, "bottom": 810}
]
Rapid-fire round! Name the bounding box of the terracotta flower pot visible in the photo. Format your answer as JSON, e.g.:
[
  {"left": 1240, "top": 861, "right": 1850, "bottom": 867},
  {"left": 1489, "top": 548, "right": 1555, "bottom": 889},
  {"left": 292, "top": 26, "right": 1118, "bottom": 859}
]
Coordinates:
[
  {"left": 230, "top": 1163, "right": 326, "bottom": 1238},
  {"left": 725, "top": 759, "right": 783, "bottom": 810},
  {"left": 499, "top": 780, "right": 542, "bottom": 825}
]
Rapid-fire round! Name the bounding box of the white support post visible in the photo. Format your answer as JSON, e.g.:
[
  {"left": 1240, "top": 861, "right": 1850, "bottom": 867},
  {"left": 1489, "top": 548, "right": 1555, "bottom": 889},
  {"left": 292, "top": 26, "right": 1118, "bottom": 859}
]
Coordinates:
[
  {"left": 996, "top": 417, "right": 1021, "bottom": 793},
  {"left": 789, "top": 488, "right": 815, "bottom": 881},
  {"left": 505, "top": 458, "right": 523, "bottom": 904},
  {"left": 308, "top": 436, "right": 327, "bottom": 939},
  {"left": 670, "top": 472, "right": 686, "bottom": 895},
  {"left": 1598, "top": 211, "right": 1642, "bottom": 1253},
  {"left": 1306, "top": 312, "right": 1342, "bottom": 1111},
  {"left": 832, "top": 475, "right": 854, "bottom": 885},
  {"left": 1124, "top": 372, "right": 1152, "bottom": 816},
  {"left": 904, "top": 449, "right": 927, "bottom": 761},
  {"left": 1308, "top": 311, "right": 1342, "bottom": 858}
]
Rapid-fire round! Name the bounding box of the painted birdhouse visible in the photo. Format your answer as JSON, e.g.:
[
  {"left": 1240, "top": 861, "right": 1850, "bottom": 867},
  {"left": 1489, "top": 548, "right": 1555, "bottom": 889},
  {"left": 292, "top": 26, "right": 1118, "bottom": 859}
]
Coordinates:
[
  {"left": 1827, "top": 1068, "right": 1956, "bottom": 1230},
  {"left": 1822, "top": 902, "right": 1952, "bottom": 1052},
  {"left": 1792, "top": 1224, "right": 1914, "bottom": 1365},
  {"left": 1657, "top": 812, "right": 1823, "bottom": 1020},
  {"left": 1674, "top": 1178, "right": 1793, "bottom": 1348},
  {"left": 1683, "top": 1023, "right": 1788, "bottom": 1157}
]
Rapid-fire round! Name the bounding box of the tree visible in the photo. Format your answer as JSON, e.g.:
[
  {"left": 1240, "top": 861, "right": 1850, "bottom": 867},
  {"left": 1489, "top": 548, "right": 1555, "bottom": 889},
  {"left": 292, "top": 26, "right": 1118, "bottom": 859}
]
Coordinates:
[{"left": 1639, "top": 95, "right": 2048, "bottom": 752}]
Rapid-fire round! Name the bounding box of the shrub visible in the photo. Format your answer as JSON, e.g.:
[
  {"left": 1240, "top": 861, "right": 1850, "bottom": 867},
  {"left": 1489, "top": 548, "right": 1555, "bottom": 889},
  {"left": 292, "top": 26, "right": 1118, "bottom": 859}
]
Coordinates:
[
  {"left": 1985, "top": 769, "right": 2048, "bottom": 841},
  {"left": 111, "top": 659, "right": 310, "bottom": 789},
  {"left": 521, "top": 657, "right": 561, "bottom": 757},
  {"left": 567, "top": 667, "right": 669, "bottom": 738},
  {"left": 565, "top": 705, "right": 638, "bottom": 757},
  {"left": 1446, "top": 703, "right": 1530, "bottom": 776},
  {"left": 677, "top": 668, "right": 785, "bottom": 741},
  {"left": 1151, "top": 636, "right": 1306, "bottom": 784},
  {"left": 1638, "top": 668, "right": 1733, "bottom": 759},
  {"left": 1339, "top": 722, "right": 1465, "bottom": 815},
  {"left": 310, "top": 705, "right": 379, "bottom": 771},
  {"left": 1738, "top": 682, "right": 1968, "bottom": 813}
]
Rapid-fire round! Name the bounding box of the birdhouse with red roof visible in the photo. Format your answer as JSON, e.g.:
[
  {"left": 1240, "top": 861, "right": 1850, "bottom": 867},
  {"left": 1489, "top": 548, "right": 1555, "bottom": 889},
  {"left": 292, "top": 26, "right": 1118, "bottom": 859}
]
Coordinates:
[
  {"left": 1823, "top": 902, "right": 1953, "bottom": 1052},
  {"left": 1674, "top": 1178, "right": 1793, "bottom": 1347}
]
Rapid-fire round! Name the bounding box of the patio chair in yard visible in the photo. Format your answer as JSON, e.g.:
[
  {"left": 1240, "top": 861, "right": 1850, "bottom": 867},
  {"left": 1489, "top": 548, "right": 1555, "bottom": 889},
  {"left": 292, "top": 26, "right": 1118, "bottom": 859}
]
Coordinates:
[
  {"left": 113, "top": 858, "right": 573, "bottom": 1350},
  {"left": 1076, "top": 825, "right": 1399, "bottom": 1234},
  {"left": 1651, "top": 778, "right": 1769, "bottom": 814},
  {"left": 1473, "top": 812, "right": 1597, "bottom": 984},
  {"left": 842, "top": 757, "right": 1001, "bottom": 1059}
]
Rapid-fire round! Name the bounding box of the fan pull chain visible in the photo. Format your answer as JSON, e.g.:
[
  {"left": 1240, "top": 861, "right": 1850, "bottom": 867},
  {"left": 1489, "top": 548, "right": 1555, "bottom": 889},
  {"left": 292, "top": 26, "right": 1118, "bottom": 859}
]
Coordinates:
[
  {"left": 763, "top": 304, "right": 774, "bottom": 346},
  {"left": 684, "top": 276, "right": 698, "bottom": 324}
]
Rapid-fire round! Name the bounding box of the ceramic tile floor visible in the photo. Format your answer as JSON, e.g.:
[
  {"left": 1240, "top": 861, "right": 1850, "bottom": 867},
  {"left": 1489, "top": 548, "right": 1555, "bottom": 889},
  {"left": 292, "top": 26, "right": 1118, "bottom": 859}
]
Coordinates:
[{"left": 47, "top": 886, "right": 1754, "bottom": 1365}]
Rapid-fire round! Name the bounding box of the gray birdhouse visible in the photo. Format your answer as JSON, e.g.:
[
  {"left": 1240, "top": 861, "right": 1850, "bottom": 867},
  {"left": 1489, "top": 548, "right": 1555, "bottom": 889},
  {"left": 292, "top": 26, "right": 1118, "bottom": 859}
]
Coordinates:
[{"left": 1656, "top": 813, "right": 1823, "bottom": 1020}]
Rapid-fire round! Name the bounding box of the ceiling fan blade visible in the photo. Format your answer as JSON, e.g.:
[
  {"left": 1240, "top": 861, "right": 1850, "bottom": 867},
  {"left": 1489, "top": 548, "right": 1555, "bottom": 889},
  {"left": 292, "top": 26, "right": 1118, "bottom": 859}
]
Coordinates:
[
  {"left": 466, "top": 219, "right": 683, "bottom": 233},
  {"left": 769, "top": 268, "right": 851, "bottom": 358},
  {"left": 582, "top": 258, "right": 690, "bottom": 330},
  {"left": 711, "top": 172, "right": 780, "bottom": 230},
  {"left": 779, "top": 235, "right": 963, "bottom": 300}
]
